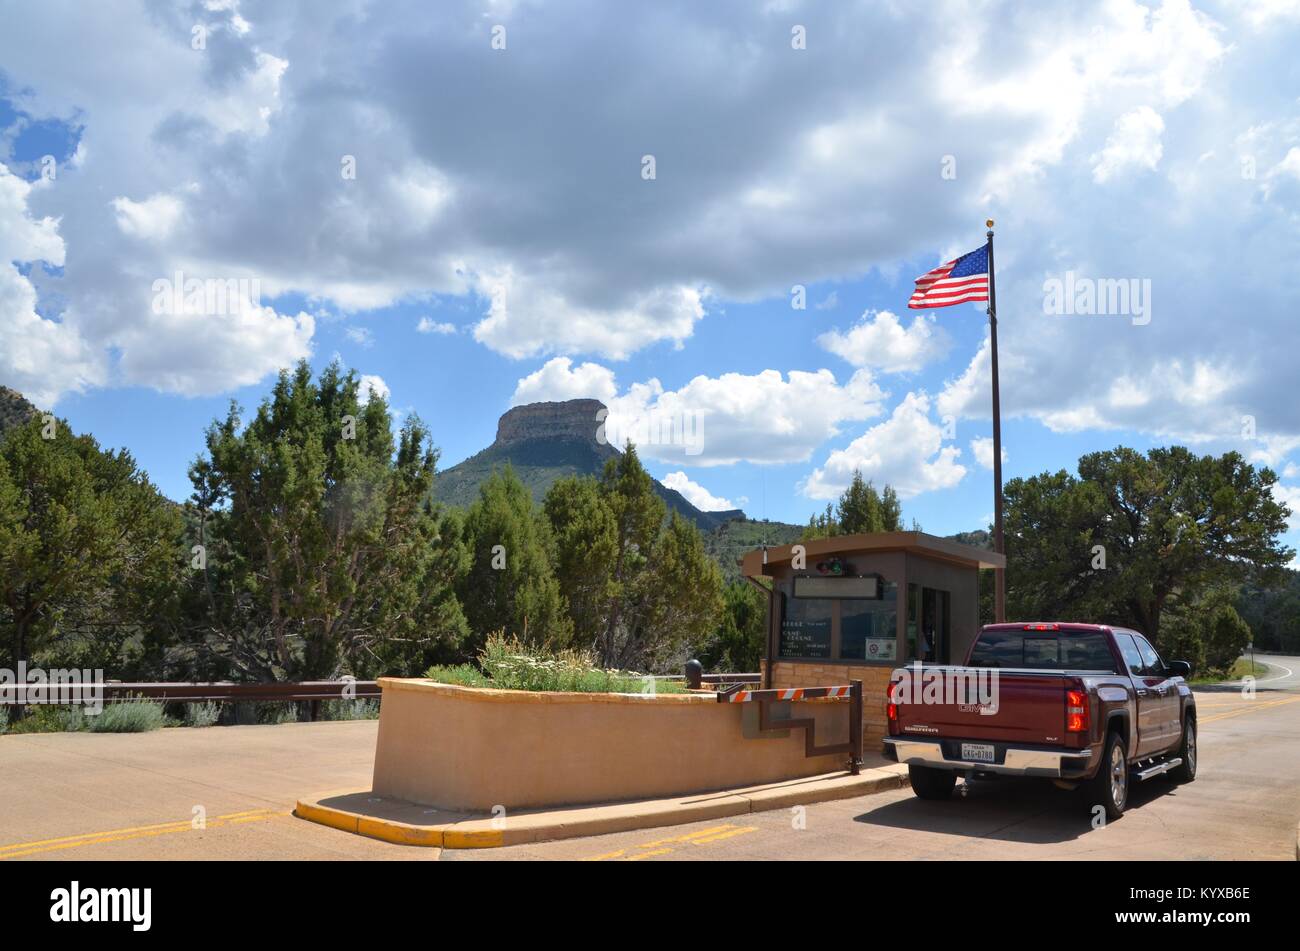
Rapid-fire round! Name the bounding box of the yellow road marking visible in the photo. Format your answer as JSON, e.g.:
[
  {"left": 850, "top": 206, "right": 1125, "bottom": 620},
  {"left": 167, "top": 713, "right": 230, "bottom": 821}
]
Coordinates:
[
  {"left": 690, "top": 826, "right": 758, "bottom": 845},
  {"left": 638, "top": 825, "right": 738, "bottom": 848},
  {"left": 625, "top": 848, "right": 673, "bottom": 861},
  {"left": 1200, "top": 694, "right": 1300, "bottom": 724},
  {"left": 0, "top": 809, "right": 281, "bottom": 860},
  {"left": 582, "top": 824, "right": 749, "bottom": 861}
]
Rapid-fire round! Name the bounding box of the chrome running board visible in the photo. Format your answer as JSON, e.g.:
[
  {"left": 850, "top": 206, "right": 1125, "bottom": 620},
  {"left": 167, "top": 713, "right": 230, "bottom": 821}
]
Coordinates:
[{"left": 1134, "top": 757, "right": 1182, "bottom": 781}]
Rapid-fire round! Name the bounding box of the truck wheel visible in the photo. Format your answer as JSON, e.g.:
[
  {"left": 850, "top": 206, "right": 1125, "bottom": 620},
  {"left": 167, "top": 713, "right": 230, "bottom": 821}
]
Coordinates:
[
  {"left": 909, "top": 765, "right": 956, "bottom": 801},
  {"left": 1171, "top": 717, "right": 1196, "bottom": 784},
  {"left": 1084, "top": 732, "right": 1128, "bottom": 821}
]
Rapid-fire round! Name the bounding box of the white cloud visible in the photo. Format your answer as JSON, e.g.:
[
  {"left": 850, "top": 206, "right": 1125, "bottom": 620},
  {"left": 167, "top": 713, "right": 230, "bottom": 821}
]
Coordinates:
[
  {"left": 112, "top": 298, "right": 315, "bottom": 396},
  {"left": 473, "top": 276, "right": 707, "bottom": 360},
  {"left": 4, "top": 0, "right": 1297, "bottom": 467},
  {"left": 0, "top": 165, "right": 103, "bottom": 405},
  {"left": 817, "top": 309, "right": 947, "bottom": 374},
  {"left": 1092, "top": 107, "right": 1166, "bottom": 183},
  {"left": 358, "top": 374, "right": 390, "bottom": 405},
  {"left": 1273, "top": 484, "right": 1300, "bottom": 531},
  {"left": 416, "top": 317, "right": 456, "bottom": 335},
  {"left": 661, "top": 471, "right": 736, "bottom": 512},
  {"left": 511, "top": 357, "right": 619, "bottom": 406},
  {"left": 110, "top": 193, "right": 184, "bottom": 240},
  {"left": 512, "top": 357, "right": 887, "bottom": 466},
  {"left": 345, "top": 326, "right": 374, "bottom": 347},
  {"left": 803, "top": 392, "right": 966, "bottom": 500},
  {"left": 969, "top": 437, "right": 1007, "bottom": 470}
]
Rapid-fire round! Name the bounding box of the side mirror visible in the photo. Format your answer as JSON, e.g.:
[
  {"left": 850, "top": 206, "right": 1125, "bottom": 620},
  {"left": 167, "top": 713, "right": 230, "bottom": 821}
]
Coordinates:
[{"left": 1167, "top": 660, "right": 1192, "bottom": 678}]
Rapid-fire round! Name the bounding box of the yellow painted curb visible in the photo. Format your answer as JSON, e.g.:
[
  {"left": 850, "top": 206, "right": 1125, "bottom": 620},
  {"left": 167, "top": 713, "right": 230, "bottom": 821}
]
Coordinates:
[
  {"left": 294, "top": 763, "right": 909, "bottom": 850},
  {"left": 293, "top": 800, "right": 359, "bottom": 835}
]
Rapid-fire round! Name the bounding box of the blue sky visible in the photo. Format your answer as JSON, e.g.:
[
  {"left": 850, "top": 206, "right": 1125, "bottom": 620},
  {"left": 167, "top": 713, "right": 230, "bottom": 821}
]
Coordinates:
[{"left": 1, "top": 0, "right": 1297, "bottom": 553}]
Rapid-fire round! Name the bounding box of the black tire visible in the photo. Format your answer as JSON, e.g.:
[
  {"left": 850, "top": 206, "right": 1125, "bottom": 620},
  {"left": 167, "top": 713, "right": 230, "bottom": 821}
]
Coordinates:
[
  {"left": 1171, "top": 716, "right": 1197, "bottom": 784},
  {"left": 909, "top": 764, "right": 957, "bottom": 800},
  {"left": 1083, "top": 731, "right": 1129, "bottom": 821}
]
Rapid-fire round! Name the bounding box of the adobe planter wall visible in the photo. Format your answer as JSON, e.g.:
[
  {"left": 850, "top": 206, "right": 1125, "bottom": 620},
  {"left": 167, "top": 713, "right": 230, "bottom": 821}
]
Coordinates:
[{"left": 372, "top": 677, "right": 852, "bottom": 811}]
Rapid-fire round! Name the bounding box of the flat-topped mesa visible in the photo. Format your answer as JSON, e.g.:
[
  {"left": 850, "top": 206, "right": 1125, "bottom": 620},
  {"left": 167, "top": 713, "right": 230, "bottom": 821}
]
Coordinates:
[{"left": 494, "top": 399, "right": 608, "bottom": 447}]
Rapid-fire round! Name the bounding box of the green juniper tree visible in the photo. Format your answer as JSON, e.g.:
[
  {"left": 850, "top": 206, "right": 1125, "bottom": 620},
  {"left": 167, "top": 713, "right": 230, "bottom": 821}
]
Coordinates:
[
  {"left": 183, "top": 360, "right": 469, "bottom": 680},
  {"left": 802, "top": 470, "right": 902, "bottom": 540},
  {"left": 0, "top": 415, "right": 181, "bottom": 675},
  {"left": 1003, "top": 446, "right": 1291, "bottom": 657},
  {"left": 458, "top": 465, "right": 572, "bottom": 651},
  {"left": 544, "top": 445, "right": 722, "bottom": 669}
]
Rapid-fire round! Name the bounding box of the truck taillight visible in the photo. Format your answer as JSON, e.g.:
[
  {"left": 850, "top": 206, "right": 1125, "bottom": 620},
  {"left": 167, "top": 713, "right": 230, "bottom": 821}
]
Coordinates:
[
  {"left": 1066, "top": 689, "right": 1088, "bottom": 733},
  {"left": 887, "top": 682, "right": 899, "bottom": 721}
]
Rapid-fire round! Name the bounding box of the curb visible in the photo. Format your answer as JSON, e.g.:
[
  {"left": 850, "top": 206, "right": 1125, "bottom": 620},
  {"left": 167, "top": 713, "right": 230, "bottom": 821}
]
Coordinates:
[{"left": 294, "top": 764, "right": 909, "bottom": 850}]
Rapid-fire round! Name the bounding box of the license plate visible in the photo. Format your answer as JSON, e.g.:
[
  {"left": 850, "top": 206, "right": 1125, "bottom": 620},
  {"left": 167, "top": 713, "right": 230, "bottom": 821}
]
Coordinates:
[{"left": 961, "top": 743, "right": 995, "bottom": 763}]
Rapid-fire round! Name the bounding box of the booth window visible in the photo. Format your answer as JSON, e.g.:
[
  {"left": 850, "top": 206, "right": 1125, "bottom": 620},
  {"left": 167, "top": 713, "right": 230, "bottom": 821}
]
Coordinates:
[
  {"left": 778, "top": 595, "right": 832, "bottom": 658},
  {"left": 840, "top": 583, "right": 898, "bottom": 661},
  {"left": 778, "top": 577, "right": 897, "bottom": 663}
]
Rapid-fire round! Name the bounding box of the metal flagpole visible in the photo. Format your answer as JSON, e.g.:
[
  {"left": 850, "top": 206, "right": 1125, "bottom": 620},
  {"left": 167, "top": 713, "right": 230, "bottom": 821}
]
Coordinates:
[{"left": 986, "top": 219, "right": 1006, "bottom": 623}]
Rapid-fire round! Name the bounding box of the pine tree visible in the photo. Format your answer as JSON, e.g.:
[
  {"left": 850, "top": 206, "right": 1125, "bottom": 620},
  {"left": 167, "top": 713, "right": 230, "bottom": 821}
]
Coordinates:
[
  {"left": 801, "top": 470, "right": 903, "bottom": 541},
  {"left": 544, "top": 476, "right": 617, "bottom": 650},
  {"left": 459, "top": 465, "right": 572, "bottom": 651},
  {"left": 544, "top": 445, "right": 723, "bottom": 669},
  {"left": 0, "top": 415, "right": 181, "bottom": 673}
]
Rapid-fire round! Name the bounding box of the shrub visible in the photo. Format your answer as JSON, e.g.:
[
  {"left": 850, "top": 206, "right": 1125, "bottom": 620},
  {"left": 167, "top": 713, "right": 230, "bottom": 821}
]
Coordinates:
[
  {"left": 321, "top": 699, "right": 380, "bottom": 721},
  {"left": 183, "top": 701, "right": 221, "bottom": 728},
  {"left": 4, "top": 704, "right": 87, "bottom": 734},
  {"left": 256, "top": 702, "right": 300, "bottom": 725},
  {"left": 425, "top": 634, "right": 684, "bottom": 694},
  {"left": 424, "top": 664, "right": 492, "bottom": 688},
  {"left": 88, "top": 699, "right": 165, "bottom": 733}
]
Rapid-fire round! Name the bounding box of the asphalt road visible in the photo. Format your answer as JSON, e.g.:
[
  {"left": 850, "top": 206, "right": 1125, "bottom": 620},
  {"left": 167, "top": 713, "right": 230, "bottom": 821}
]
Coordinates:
[
  {"left": 450, "top": 656, "right": 1300, "bottom": 862},
  {"left": 0, "top": 657, "right": 1296, "bottom": 861}
]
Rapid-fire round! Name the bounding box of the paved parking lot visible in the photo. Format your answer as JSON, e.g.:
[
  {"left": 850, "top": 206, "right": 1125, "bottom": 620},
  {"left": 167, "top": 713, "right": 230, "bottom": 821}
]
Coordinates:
[{"left": 1, "top": 658, "right": 1296, "bottom": 861}]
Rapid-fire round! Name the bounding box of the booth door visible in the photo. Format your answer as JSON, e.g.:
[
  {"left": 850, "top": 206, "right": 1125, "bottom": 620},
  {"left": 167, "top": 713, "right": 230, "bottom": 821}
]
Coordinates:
[{"left": 911, "top": 586, "right": 952, "bottom": 664}]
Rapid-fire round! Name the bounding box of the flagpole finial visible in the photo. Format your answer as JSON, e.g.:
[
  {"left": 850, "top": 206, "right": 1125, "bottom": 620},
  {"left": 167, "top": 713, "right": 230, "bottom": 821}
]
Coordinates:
[{"left": 986, "top": 218, "right": 994, "bottom": 229}]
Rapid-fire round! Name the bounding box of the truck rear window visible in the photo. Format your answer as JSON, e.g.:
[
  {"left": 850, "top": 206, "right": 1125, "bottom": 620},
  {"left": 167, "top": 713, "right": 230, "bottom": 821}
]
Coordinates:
[{"left": 967, "top": 631, "right": 1117, "bottom": 671}]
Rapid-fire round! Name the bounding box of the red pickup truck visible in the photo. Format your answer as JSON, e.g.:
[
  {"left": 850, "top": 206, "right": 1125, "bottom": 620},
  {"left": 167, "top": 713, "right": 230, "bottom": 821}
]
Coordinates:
[{"left": 882, "top": 623, "right": 1196, "bottom": 819}]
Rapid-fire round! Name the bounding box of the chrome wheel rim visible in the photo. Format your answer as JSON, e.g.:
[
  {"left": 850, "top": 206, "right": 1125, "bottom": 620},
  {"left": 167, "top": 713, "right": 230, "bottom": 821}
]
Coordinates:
[
  {"left": 1110, "top": 745, "right": 1127, "bottom": 808},
  {"left": 1186, "top": 723, "right": 1196, "bottom": 773}
]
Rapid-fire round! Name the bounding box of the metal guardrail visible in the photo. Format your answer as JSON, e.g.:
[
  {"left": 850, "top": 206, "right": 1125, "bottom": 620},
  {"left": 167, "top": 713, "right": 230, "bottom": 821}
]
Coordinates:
[
  {"left": 0, "top": 680, "right": 382, "bottom": 722},
  {"left": 682, "top": 659, "right": 761, "bottom": 690}
]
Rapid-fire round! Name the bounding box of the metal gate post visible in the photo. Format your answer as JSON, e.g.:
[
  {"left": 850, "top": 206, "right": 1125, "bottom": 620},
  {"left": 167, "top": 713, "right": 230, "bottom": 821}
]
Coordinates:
[{"left": 849, "top": 680, "right": 863, "bottom": 775}]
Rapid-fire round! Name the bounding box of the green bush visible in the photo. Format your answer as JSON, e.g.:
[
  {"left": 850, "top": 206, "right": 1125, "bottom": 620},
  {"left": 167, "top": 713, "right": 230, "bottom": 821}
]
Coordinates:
[
  {"left": 88, "top": 699, "right": 165, "bottom": 733},
  {"left": 425, "top": 634, "right": 684, "bottom": 694},
  {"left": 321, "top": 698, "right": 380, "bottom": 721},
  {"left": 4, "top": 704, "right": 88, "bottom": 734},
  {"left": 256, "top": 702, "right": 300, "bottom": 725},
  {"left": 424, "top": 663, "right": 492, "bottom": 688},
  {"left": 183, "top": 701, "right": 221, "bottom": 728}
]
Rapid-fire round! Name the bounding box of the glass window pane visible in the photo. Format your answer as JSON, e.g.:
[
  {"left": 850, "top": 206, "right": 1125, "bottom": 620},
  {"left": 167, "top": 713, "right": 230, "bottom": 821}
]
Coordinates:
[
  {"left": 1115, "top": 634, "right": 1144, "bottom": 676},
  {"left": 779, "top": 595, "right": 832, "bottom": 658},
  {"left": 840, "top": 582, "right": 897, "bottom": 661},
  {"left": 1134, "top": 636, "right": 1164, "bottom": 676}
]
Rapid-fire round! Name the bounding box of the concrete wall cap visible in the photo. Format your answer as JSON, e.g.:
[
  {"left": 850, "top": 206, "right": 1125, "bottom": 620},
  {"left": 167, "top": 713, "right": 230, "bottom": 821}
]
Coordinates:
[{"left": 377, "top": 676, "right": 717, "bottom": 705}]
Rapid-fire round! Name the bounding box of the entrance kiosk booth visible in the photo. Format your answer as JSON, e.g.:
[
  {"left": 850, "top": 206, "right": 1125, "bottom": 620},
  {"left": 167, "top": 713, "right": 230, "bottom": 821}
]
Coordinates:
[{"left": 741, "top": 532, "right": 1004, "bottom": 750}]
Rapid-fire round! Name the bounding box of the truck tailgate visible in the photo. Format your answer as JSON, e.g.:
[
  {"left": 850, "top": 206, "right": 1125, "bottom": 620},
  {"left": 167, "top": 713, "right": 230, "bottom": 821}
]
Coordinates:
[{"left": 891, "top": 669, "right": 1069, "bottom": 745}]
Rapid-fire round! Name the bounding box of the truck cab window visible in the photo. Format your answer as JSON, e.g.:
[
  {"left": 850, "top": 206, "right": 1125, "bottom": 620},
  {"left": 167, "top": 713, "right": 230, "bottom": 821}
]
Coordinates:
[
  {"left": 1133, "top": 636, "right": 1165, "bottom": 677},
  {"left": 1115, "top": 633, "right": 1145, "bottom": 677}
]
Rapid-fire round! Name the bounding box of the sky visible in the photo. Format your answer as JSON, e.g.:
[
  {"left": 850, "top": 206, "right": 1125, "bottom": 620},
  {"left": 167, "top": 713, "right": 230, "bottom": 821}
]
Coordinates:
[{"left": 1, "top": 0, "right": 1299, "bottom": 555}]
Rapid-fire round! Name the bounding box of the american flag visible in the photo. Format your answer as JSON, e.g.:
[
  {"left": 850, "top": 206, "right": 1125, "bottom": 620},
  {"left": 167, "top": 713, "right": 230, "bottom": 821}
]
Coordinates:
[{"left": 908, "top": 245, "right": 989, "bottom": 309}]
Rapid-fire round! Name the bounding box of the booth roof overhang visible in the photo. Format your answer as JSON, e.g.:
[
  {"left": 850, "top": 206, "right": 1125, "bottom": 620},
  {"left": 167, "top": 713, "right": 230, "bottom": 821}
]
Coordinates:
[{"left": 740, "top": 530, "right": 1006, "bottom": 579}]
